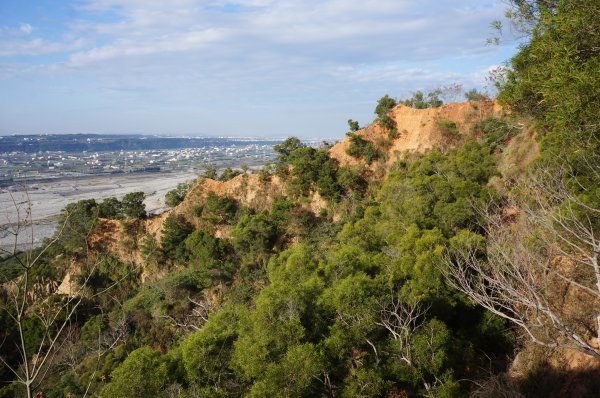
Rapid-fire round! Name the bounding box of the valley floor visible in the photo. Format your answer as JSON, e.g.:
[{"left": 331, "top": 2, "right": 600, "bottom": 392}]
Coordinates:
[{"left": 0, "top": 170, "right": 198, "bottom": 250}]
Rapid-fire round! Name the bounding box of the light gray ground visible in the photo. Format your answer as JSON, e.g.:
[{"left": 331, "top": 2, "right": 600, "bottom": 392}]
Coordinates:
[{"left": 0, "top": 171, "right": 198, "bottom": 251}]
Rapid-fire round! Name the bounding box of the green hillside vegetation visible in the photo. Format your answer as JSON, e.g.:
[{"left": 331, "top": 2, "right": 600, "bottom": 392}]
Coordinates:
[{"left": 1, "top": 1, "right": 598, "bottom": 396}]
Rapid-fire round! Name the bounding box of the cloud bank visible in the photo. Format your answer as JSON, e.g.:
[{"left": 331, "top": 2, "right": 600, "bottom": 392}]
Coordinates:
[{"left": 0, "top": 0, "right": 515, "bottom": 137}]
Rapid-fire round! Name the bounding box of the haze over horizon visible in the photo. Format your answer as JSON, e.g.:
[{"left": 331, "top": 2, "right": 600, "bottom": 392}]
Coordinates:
[{"left": 1, "top": 1, "right": 517, "bottom": 139}]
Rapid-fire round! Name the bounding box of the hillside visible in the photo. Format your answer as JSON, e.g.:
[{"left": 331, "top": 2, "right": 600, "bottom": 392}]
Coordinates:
[
  {"left": 1, "top": 1, "right": 599, "bottom": 395},
  {"left": 137, "top": 100, "right": 504, "bottom": 245},
  {"left": 329, "top": 100, "right": 502, "bottom": 167}
]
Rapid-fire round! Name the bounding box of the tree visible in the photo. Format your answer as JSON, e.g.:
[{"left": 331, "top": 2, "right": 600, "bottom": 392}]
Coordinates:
[
  {"left": 446, "top": 169, "right": 600, "bottom": 360},
  {"left": 426, "top": 88, "right": 443, "bottom": 108},
  {"left": 0, "top": 194, "right": 121, "bottom": 398},
  {"left": 219, "top": 168, "right": 242, "bottom": 182},
  {"left": 374, "top": 95, "right": 397, "bottom": 119},
  {"left": 347, "top": 119, "right": 360, "bottom": 134},
  {"left": 180, "top": 306, "right": 241, "bottom": 394},
  {"left": 165, "top": 183, "right": 190, "bottom": 208},
  {"left": 231, "top": 211, "right": 277, "bottom": 265},
  {"left": 202, "top": 192, "right": 238, "bottom": 224},
  {"left": 402, "top": 91, "right": 428, "bottom": 109},
  {"left": 161, "top": 214, "right": 193, "bottom": 261},
  {"left": 203, "top": 163, "right": 218, "bottom": 179},
  {"left": 97, "top": 197, "right": 122, "bottom": 219},
  {"left": 274, "top": 137, "right": 304, "bottom": 164},
  {"left": 100, "top": 347, "right": 173, "bottom": 398},
  {"left": 57, "top": 198, "right": 99, "bottom": 255},
  {"left": 496, "top": 0, "right": 600, "bottom": 170},
  {"left": 464, "top": 88, "right": 489, "bottom": 102},
  {"left": 121, "top": 192, "right": 146, "bottom": 218}
]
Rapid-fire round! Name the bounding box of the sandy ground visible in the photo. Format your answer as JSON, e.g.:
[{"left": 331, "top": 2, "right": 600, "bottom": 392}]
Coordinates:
[{"left": 0, "top": 171, "right": 198, "bottom": 251}]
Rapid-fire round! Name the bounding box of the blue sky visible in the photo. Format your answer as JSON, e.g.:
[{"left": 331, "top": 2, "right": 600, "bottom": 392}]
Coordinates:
[{"left": 0, "top": 0, "right": 517, "bottom": 139}]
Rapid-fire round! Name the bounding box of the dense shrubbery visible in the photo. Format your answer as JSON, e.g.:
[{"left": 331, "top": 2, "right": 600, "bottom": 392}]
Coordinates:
[
  {"left": 345, "top": 133, "right": 379, "bottom": 165},
  {"left": 1, "top": 132, "right": 516, "bottom": 397}
]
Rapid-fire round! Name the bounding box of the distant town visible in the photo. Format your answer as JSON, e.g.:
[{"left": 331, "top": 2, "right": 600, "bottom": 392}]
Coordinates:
[{"left": 0, "top": 134, "right": 295, "bottom": 186}]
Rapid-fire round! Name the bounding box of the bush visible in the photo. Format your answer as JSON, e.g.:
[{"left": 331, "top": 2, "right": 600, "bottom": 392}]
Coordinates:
[
  {"left": 402, "top": 89, "right": 444, "bottom": 109},
  {"left": 202, "top": 192, "right": 238, "bottom": 224},
  {"left": 100, "top": 346, "right": 175, "bottom": 398},
  {"left": 161, "top": 214, "right": 194, "bottom": 262},
  {"left": 476, "top": 116, "right": 517, "bottom": 150},
  {"left": 347, "top": 119, "right": 360, "bottom": 134},
  {"left": 98, "top": 197, "right": 122, "bottom": 219},
  {"left": 219, "top": 168, "right": 242, "bottom": 182},
  {"left": 379, "top": 114, "right": 395, "bottom": 131},
  {"left": 374, "top": 95, "right": 397, "bottom": 119},
  {"left": 202, "top": 164, "right": 218, "bottom": 179},
  {"left": 121, "top": 192, "right": 146, "bottom": 218},
  {"left": 436, "top": 119, "right": 459, "bottom": 136},
  {"left": 346, "top": 134, "right": 379, "bottom": 165},
  {"left": 165, "top": 183, "right": 191, "bottom": 208},
  {"left": 465, "top": 88, "right": 489, "bottom": 102}
]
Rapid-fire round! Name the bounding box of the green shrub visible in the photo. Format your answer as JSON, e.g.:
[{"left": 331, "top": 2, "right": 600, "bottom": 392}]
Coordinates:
[
  {"left": 100, "top": 346, "right": 174, "bottom": 398},
  {"left": 436, "top": 118, "right": 459, "bottom": 136},
  {"left": 346, "top": 134, "right": 379, "bottom": 165},
  {"left": 379, "top": 114, "right": 395, "bottom": 131},
  {"left": 374, "top": 95, "right": 397, "bottom": 119},
  {"left": 219, "top": 168, "right": 242, "bottom": 182},
  {"left": 165, "top": 182, "right": 191, "bottom": 207}
]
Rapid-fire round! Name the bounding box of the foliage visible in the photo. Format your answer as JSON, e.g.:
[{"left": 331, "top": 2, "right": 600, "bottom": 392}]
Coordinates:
[
  {"left": 98, "top": 197, "right": 122, "bottom": 219},
  {"left": 219, "top": 167, "right": 243, "bottom": 182},
  {"left": 401, "top": 89, "right": 444, "bottom": 109},
  {"left": 347, "top": 119, "right": 360, "bottom": 134},
  {"left": 185, "top": 230, "right": 236, "bottom": 280},
  {"left": 496, "top": 0, "right": 600, "bottom": 177},
  {"left": 100, "top": 346, "right": 175, "bottom": 398},
  {"left": 165, "top": 182, "right": 191, "bottom": 208},
  {"left": 465, "top": 88, "right": 489, "bottom": 101},
  {"left": 374, "top": 95, "right": 397, "bottom": 119},
  {"left": 345, "top": 134, "right": 379, "bottom": 165},
  {"left": 273, "top": 137, "right": 304, "bottom": 164},
  {"left": 161, "top": 214, "right": 194, "bottom": 262},
  {"left": 200, "top": 192, "right": 238, "bottom": 225},
  {"left": 476, "top": 116, "right": 519, "bottom": 151},
  {"left": 288, "top": 146, "right": 341, "bottom": 200},
  {"left": 181, "top": 306, "right": 243, "bottom": 394},
  {"left": 203, "top": 164, "right": 218, "bottom": 179},
  {"left": 121, "top": 191, "right": 146, "bottom": 218},
  {"left": 379, "top": 114, "right": 395, "bottom": 131},
  {"left": 231, "top": 211, "right": 278, "bottom": 266},
  {"left": 57, "top": 198, "right": 99, "bottom": 254},
  {"left": 436, "top": 119, "right": 459, "bottom": 137},
  {"left": 9, "top": 2, "right": 599, "bottom": 395}
]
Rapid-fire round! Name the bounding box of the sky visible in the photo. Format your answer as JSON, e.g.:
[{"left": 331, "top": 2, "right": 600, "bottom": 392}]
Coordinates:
[{"left": 0, "top": 0, "right": 517, "bottom": 139}]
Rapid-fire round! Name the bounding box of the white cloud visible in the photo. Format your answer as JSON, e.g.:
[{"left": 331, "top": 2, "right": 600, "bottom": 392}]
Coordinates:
[
  {"left": 68, "top": 28, "right": 227, "bottom": 65},
  {"left": 19, "top": 23, "right": 33, "bottom": 34},
  {"left": 0, "top": 0, "right": 515, "bottom": 136},
  {"left": 0, "top": 38, "right": 85, "bottom": 57}
]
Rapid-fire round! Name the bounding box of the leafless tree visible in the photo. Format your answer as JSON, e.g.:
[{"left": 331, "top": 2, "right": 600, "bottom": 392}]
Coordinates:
[
  {"left": 376, "top": 296, "right": 428, "bottom": 367},
  {"left": 445, "top": 166, "right": 600, "bottom": 361},
  {"left": 0, "top": 189, "right": 122, "bottom": 397},
  {"left": 160, "top": 295, "right": 217, "bottom": 333}
]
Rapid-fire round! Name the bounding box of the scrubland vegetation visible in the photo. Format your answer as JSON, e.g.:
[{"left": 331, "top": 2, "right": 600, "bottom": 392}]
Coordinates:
[{"left": 1, "top": 1, "right": 598, "bottom": 396}]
